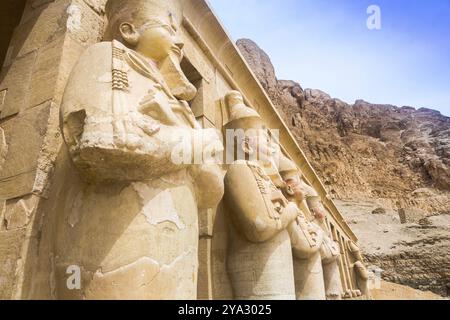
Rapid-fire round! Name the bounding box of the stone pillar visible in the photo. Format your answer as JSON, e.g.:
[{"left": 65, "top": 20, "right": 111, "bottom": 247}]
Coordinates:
[
  {"left": 197, "top": 208, "right": 214, "bottom": 300},
  {"left": 0, "top": 0, "right": 106, "bottom": 299}
]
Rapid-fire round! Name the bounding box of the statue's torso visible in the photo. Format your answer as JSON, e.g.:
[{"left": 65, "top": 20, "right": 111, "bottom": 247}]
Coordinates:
[
  {"left": 56, "top": 41, "right": 223, "bottom": 300},
  {"left": 224, "top": 161, "right": 296, "bottom": 300}
]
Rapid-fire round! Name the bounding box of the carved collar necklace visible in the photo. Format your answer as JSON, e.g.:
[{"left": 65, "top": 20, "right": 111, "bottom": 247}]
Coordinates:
[{"left": 113, "top": 40, "right": 176, "bottom": 100}]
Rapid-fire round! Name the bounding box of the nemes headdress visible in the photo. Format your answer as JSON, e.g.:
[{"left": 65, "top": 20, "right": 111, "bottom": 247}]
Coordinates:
[
  {"left": 224, "top": 90, "right": 264, "bottom": 131},
  {"left": 278, "top": 154, "right": 299, "bottom": 180}
]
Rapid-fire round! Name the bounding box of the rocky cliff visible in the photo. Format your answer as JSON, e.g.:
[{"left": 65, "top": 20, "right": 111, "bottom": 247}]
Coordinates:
[{"left": 237, "top": 38, "right": 450, "bottom": 297}]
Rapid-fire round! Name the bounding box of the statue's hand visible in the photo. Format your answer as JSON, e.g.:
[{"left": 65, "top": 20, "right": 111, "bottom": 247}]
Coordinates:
[
  {"left": 280, "top": 202, "right": 300, "bottom": 228},
  {"left": 291, "top": 184, "right": 305, "bottom": 202},
  {"left": 129, "top": 111, "right": 160, "bottom": 136},
  {"left": 139, "top": 90, "right": 179, "bottom": 126},
  {"left": 312, "top": 206, "right": 326, "bottom": 220}
]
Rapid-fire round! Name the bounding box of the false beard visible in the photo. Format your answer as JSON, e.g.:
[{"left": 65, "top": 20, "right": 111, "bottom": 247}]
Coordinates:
[{"left": 158, "top": 47, "right": 197, "bottom": 102}]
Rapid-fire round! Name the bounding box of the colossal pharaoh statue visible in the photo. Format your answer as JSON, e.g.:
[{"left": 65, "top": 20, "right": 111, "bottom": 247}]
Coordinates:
[
  {"left": 222, "top": 91, "right": 299, "bottom": 300},
  {"left": 278, "top": 156, "right": 344, "bottom": 300},
  {"left": 56, "top": 0, "right": 223, "bottom": 299}
]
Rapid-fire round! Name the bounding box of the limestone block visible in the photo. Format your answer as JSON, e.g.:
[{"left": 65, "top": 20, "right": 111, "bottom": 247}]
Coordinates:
[
  {"left": 0, "top": 52, "right": 37, "bottom": 119},
  {"left": 4, "top": 197, "right": 37, "bottom": 230},
  {"left": 1, "top": 26, "right": 90, "bottom": 118},
  {"left": 398, "top": 208, "right": 427, "bottom": 224},
  {"left": 31, "top": 0, "right": 55, "bottom": 8},
  {"left": 8, "top": 0, "right": 68, "bottom": 62},
  {"left": 29, "top": 37, "right": 65, "bottom": 109},
  {"left": 7, "top": 0, "right": 102, "bottom": 66},
  {"left": 30, "top": 35, "right": 85, "bottom": 108},
  {"left": 181, "top": 28, "right": 214, "bottom": 84},
  {"left": 0, "top": 102, "right": 51, "bottom": 199},
  {"left": 0, "top": 229, "right": 26, "bottom": 299}
]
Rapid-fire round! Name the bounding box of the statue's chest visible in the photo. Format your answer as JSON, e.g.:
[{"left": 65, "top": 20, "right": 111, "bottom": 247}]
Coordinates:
[{"left": 124, "top": 68, "right": 174, "bottom": 111}]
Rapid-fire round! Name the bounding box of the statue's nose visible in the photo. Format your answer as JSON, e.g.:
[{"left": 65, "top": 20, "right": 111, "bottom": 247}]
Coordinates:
[
  {"left": 173, "top": 34, "right": 184, "bottom": 49},
  {"left": 175, "top": 40, "right": 184, "bottom": 50}
]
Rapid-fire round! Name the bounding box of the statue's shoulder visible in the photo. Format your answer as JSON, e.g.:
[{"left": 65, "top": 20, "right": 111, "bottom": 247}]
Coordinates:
[
  {"left": 62, "top": 42, "right": 114, "bottom": 119},
  {"left": 225, "top": 161, "right": 257, "bottom": 183},
  {"left": 226, "top": 160, "right": 270, "bottom": 178},
  {"left": 85, "top": 41, "right": 112, "bottom": 53},
  {"left": 75, "top": 41, "right": 113, "bottom": 69},
  {"left": 225, "top": 161, "right": 272, "bottom": 195},
  {"left": 65, "top": 41, "right": 113, "bottom": 88}
]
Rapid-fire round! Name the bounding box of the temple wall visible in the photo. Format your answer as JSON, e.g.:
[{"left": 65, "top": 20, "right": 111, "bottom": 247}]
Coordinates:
[{"left": 0, "top": 0, "right": 106, "bottom": 299}]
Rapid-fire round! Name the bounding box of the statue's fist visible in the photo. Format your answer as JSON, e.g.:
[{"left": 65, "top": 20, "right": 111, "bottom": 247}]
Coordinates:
[{"left": 282, "top": 202, "right": 301, "bottom": 226}]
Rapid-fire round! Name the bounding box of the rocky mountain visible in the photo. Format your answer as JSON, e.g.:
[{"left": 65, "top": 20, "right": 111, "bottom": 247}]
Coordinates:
[{"left": 237, "top": 38, "right": 450, "bottom": 297}]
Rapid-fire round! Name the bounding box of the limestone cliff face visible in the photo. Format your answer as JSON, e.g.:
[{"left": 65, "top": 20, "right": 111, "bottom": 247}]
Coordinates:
[
  {"left": 237, "top": 39, "right": 450, "bottom": 212},
  {"left": 237, "top": 38, "right": 450, "bottom": 297}
]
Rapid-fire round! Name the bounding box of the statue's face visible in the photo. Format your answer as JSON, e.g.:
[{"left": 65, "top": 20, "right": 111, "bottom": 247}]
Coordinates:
[
  {"left": 285, "top": 176, "right": 305, "bottom": 202},
  {"left": 226, "top": 92, "right": 244, "bottom": 107},
  {"left": 138, "top": 18, "right": 183, "bottom": 61},
  {"left": 243, "top": 132, "right": 276, "bottom": 164},
  {"left": 311, "top": 202, "right": 326, "bottom": 220}
]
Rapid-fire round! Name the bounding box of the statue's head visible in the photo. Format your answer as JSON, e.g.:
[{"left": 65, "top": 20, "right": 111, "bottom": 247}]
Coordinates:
[
  {"left": 306, "top": 196, "right": 326, "bottom": 220},
  {"left": 224, "top": 91, "right": 276, "bottom": 164},
  {"left": 278, "top": 154, "right": 305, "bottom": 202},
  {"left": 105, "top": 0, "right": 184, "bottom": 62}
]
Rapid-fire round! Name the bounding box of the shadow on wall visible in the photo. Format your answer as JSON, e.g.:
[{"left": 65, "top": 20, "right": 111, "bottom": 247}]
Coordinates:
[
  {"left": 0, "top": 0, "right": 27, "bottom": 71},
  {"left": 0, "top": 0, "right": 26, "bottom": 69}
]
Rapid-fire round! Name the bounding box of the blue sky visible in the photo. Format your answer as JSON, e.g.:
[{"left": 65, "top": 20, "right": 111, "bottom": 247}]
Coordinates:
[{"left": 208, "top": 0, "right": 450, "bottom": 116}]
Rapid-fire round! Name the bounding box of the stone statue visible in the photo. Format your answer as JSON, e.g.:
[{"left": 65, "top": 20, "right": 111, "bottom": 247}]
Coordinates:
[
  {"left": 56, "top": 0, "right": 223, "bottom": 299},
  {"left": 278, "top": 155, "right": 343, "bottom": 300},
  {"left": 277, "top": 155, "right": 326, "bottom": 300},
  {"left": 347, "top": 240, "right": 371, "bottom": 298},
  {"left": 222, "top": 91, "right": 298, "bottom": 300}
]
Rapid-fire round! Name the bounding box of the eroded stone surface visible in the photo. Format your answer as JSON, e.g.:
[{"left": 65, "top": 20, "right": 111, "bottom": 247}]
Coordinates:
[
  {"left": 4, "top": 198, "right": 35, "bottom": 230},
  {"left": 0, "top": 103, "right": 51, "bottom": 199}
]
